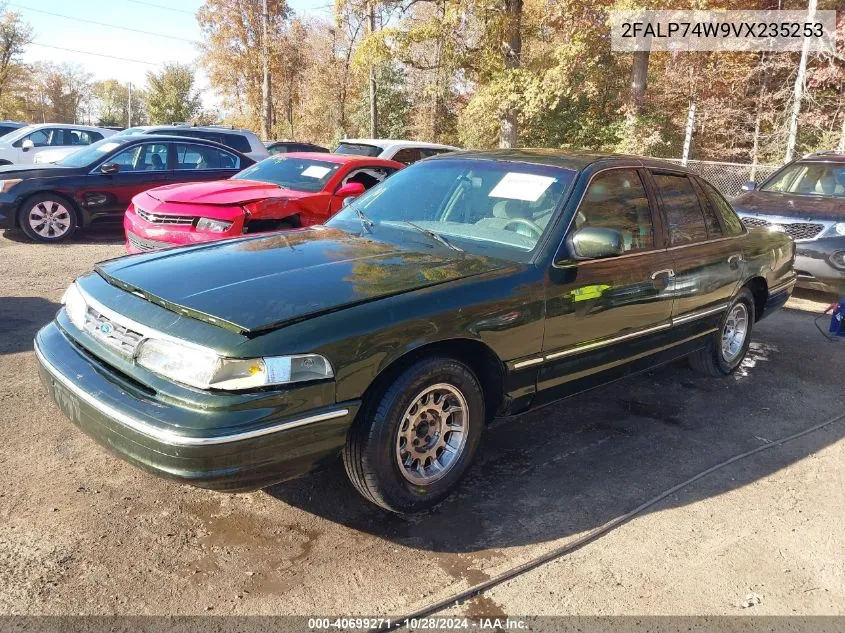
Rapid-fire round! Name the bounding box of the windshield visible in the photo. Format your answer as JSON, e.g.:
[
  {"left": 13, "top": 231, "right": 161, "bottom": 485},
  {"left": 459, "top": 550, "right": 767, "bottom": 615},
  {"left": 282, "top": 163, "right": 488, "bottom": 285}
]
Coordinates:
[
  {"left": 334, "top": 142, "right": 382, "bottom": 157},
  {"left": 762, "top": 162, "right": 845, "bottom": 197},
  {"left": 56, "top": 138, "right": 124, "bottom": 168},
  {"left": 327, "top": 158, "right": 575, "bottom": 261},
  {"left": 233, "top": 155, "right": 342, "bottom": 192}
]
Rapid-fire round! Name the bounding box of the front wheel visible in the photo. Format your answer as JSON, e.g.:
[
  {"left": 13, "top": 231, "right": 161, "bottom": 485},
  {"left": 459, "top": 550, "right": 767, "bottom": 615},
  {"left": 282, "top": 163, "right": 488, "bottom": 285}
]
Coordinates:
[
  {"left": 343, "top": 357, "right": 485, "bottom": 514},
  {"left": 18, "top": 194, "right": 78, "bottom": 242},
  {"left": 689, "top": 288, "right": 755, "bottom": 376}
]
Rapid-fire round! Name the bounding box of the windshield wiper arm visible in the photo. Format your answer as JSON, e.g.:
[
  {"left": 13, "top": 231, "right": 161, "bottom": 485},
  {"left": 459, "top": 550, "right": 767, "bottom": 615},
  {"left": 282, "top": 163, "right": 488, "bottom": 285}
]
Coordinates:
[
  {"left": 403, "top": 221, "right": 463, "bottom": 253},
  {"left": 353, "top": 205, "right": 374, "bottom": 233}
]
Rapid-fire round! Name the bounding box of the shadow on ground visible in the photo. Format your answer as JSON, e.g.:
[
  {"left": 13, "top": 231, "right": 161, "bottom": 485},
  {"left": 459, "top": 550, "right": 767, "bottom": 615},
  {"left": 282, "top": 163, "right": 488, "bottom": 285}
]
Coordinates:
[
  {"left": 2, "top": 225, "right": 124, "bottom": 246},
  {"left": 266, "top": 308, "right": 845, "bottom": 555},
  {"left": 0, "top": 296, "right": 61, "bottom": 355}
]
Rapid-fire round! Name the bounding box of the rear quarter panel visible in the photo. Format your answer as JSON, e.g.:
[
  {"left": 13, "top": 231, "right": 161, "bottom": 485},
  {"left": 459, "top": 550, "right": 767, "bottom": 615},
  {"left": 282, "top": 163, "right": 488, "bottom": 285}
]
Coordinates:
[{"left": 739, "top": 227, "right": 796, "bottom": 300}]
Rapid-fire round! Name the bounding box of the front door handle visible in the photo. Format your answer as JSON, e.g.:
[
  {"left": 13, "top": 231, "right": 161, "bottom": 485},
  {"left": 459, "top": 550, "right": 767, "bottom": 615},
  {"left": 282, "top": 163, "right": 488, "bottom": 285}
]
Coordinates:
[
  {"left": 650, "top": 269, "right": 676, "bottom": 280},
  {"left": 727, "top": 254, "right": 744, "bottom": 269}
]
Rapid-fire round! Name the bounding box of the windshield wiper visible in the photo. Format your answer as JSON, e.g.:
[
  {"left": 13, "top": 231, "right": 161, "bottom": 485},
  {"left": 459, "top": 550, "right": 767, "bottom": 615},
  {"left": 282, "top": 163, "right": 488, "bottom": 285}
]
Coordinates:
[
  {"left": 352, "top": 205, "right": 374, "bottom": 234},
  {"left": 403, "top": 221, "right": 463, "bottom": 253}
]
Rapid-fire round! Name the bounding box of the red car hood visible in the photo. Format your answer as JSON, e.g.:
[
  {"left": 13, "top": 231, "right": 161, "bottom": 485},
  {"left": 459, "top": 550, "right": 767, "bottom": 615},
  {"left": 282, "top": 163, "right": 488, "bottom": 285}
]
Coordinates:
[{"left": 146, "top": 180, "right": 311, "bottom": 206}]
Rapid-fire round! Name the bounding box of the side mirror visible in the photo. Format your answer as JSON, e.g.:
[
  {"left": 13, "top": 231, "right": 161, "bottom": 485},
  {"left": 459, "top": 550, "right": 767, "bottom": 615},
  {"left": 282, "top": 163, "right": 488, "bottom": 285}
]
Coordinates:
[
  {"left": 335, "top": 182, "right": 365, "bottom": 200},
  {"left": 569, "top": 227, "right": 624, "bottom": 259},
  {"left": 741, "top": 181, "right": 756, "bottom": 192},
  {"left": 21, "top": 139, "right": 34, "bottom": 151},
  {"left": 100, "top": 163, "right": 120, "bottom": 175}
]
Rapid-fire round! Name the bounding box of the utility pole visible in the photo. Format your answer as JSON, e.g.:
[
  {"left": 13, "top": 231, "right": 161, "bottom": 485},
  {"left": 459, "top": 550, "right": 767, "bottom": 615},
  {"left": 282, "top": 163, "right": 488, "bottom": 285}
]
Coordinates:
[
  {"left": 681, "top": 101, "right": 696, "bottom": 166},
  {"left": 784, "top": 0, "right": 817, "bottom": 163},
  {"left": 367, "top": 0, "right": 377, "bottom": 138},
  {"left": 261, "top": 0, "right": 272, "bottom": 140},
  {"left": 127, "top": 82, "right": 132, "bottom": 128}
]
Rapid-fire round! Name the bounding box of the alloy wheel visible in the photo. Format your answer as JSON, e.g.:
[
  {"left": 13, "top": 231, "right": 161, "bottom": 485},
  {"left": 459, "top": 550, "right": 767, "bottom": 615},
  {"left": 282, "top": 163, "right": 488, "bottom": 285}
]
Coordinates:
[
  {"left": 395, "top": 383, "right": 468, "bottom": 485},
  {"left": 28, "top": 200, "right": 72, "bottom": 239},
  {"left": 721, "top": 303, "right": 749, "bottom": 363}
]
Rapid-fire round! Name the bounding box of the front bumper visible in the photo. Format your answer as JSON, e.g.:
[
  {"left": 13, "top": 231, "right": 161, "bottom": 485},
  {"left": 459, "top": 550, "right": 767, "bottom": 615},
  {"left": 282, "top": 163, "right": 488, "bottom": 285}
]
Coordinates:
[
  {"left": 795, "top": 238, "right": 845, "bottom": 296},
  {"left": 35, "top": 321, "right": 359, "bottom": 491}
]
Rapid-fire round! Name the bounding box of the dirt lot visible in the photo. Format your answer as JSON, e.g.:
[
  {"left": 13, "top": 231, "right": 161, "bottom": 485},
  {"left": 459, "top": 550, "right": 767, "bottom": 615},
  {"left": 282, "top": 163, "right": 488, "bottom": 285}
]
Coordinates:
[{"left": 1, "top": 227, "right": 843, "bottom": 618}]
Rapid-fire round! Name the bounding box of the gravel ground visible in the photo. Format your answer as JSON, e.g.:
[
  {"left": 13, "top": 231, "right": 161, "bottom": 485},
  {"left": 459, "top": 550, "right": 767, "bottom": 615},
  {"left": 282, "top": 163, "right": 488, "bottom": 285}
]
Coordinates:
[{"left": 1, "top": 226, "right": 843, "bottom": 618}]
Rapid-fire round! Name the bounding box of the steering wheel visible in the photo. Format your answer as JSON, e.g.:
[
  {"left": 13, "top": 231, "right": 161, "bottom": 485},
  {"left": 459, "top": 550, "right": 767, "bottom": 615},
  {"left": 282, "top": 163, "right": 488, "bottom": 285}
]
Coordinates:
[{"left": 503, "top": 217, "right": 543, "bottom": 239}]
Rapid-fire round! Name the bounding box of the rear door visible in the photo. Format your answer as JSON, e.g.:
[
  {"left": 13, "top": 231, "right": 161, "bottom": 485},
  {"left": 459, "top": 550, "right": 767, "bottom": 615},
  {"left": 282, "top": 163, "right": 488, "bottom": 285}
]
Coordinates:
[
  {"left": 537, "top": 166, "right": 676, "bottom": 401},
  {"left": 647, "top": 170, "right": 742, "bottom": 334}
]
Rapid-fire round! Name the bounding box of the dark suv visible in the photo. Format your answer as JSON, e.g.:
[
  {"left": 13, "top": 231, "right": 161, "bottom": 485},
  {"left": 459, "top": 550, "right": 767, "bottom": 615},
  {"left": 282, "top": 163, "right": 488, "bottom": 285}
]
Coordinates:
[{"left": 733, "top": 152, "right": 845, "bottom": 296}]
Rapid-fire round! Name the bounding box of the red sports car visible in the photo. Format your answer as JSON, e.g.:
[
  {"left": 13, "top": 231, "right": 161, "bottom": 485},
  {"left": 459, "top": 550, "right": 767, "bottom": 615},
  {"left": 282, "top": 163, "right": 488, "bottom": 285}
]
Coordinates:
[{"left": 124, "top": 152, "right": 404, "bottom": 252}]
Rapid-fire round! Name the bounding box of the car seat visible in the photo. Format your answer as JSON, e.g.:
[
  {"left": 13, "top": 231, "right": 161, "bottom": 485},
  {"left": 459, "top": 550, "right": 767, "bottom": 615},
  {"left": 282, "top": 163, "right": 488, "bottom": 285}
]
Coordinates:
[{"left": 150, "top": 154, "right": 165, "bottom": 171}]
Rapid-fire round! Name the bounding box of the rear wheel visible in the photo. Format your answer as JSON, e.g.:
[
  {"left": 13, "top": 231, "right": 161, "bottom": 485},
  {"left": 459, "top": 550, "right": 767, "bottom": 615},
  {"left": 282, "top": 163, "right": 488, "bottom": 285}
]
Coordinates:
[
  {"left": 18, "top": 194, "right": 78, "bottom": 242},
  {"left": 689, "top": 287, "right": 755, "bottom": 376},
  {"left": 343, "top": 357, "right": 484, "bottom": 514}
]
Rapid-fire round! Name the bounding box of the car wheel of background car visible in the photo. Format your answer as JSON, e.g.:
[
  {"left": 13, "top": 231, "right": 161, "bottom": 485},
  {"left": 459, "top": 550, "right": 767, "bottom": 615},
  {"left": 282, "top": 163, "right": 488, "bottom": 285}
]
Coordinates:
[
  {"left": 689, "top": 287, "right": 756, "bottom": 377},
  {"left": 342, "top": 356, "right": 485, "bottom": 514},
  {"left": 0, "top": 159, "right": 11, "bottom": 166},
  {"left": 18, "top": 194, "right": 79, "bottom": 243}
]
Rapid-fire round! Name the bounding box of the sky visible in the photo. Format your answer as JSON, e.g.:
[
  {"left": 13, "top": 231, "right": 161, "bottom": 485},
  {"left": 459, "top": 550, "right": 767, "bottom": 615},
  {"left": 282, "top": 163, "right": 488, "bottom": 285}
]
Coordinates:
[{"left": 14, "top": 0, "right": 332, "bottom": 111}]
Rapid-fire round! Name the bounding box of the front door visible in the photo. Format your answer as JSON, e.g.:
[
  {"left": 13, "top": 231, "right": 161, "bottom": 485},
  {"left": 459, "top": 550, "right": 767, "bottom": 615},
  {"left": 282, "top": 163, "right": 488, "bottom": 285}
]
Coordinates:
[
  {"left": 536, "top": 167, "right": 676, "bottom": 402},
  {"left": 80, "top": 142, "right": 172, "bottom": 223}
]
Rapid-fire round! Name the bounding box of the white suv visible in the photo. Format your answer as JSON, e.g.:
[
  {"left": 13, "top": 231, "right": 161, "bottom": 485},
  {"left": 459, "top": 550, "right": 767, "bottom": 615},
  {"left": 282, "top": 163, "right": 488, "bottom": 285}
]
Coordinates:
[
  {"left": 334, "top": 139, "right": 459, "bottom": 164},
  {"left": 114, "top": 125, "right": 269, "bottom": 162},
  {"left": 0, "top": 124, "right": 116, "bottom": 165}
]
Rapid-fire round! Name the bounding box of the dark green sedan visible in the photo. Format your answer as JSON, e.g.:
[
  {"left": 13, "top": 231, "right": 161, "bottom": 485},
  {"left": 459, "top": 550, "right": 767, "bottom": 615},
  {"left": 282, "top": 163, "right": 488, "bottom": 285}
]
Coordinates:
[{"left": 35, "top": 150, "right": 796, "bottom": 513}]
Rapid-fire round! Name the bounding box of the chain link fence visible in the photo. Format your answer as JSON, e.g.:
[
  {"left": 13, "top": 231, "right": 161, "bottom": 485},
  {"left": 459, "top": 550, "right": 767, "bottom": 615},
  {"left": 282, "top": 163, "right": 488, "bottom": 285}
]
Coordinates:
[{"left": 664, "top": 159, "right": 781, "bottom": 198}]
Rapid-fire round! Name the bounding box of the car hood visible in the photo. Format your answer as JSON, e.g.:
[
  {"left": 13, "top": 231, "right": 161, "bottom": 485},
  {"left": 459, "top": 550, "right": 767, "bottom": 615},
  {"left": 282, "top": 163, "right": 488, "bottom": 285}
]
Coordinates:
[
  {"left": 95, "top": 227, "right": 511, "bottom": 334},
  {"left": 733, "top": 190, "right": 845, "bottom": 221},
  {"left": 146, "top": 179, "right": 311, "bottom": 206}
]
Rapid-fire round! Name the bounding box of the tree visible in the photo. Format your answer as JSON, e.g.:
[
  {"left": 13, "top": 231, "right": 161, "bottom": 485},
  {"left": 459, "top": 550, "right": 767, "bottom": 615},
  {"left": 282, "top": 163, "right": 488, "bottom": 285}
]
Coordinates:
[
  {"left": 0, "top": 5, "right": 31, "bottom": 117},
  {"left": 145, "top": 63, "right": 201, "bottom": 124},
  {"left": 26, "top": 62, "right": 93, "bottom": 123},
  {"left": 91, "top": 79, "right": 147, "bottom": 127}
]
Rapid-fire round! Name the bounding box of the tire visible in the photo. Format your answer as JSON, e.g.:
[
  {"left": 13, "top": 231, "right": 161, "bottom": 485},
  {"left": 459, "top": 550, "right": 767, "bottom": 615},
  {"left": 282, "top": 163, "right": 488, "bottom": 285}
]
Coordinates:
[
  {"left": 689, "top": 287, "right": 756, "bottom": 377},
  {"left": 18, "top": 194, "right": 78, "bottom": 243},
  {"left": 343, "top": 356, "right": 485, "bottom": 514}
]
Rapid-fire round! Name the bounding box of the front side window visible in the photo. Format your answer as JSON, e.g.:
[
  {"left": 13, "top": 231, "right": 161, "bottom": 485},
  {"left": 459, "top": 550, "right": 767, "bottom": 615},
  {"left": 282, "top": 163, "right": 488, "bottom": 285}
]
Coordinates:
[
  {"left": 761, "top": 162, "right": 845, "bottom": 197},
  {"left": 233, "top": 156, "right": 342, "bottom": 192},
  {"left": 20, "top": 128, "right": 61, "bottom": 147},
  {"left": 175, "top": 143, "right": 239, "bottom": 170},
  {"left": 341, "top": 167, "right": 395, "bottom": 189},
  {"left": 574, "top": 169, "right": 654, "bottom": 253},
  {"left": 653, "top": 173, "right": 708, "bottom": 245},
  {"left": 327, "top": 158, "right": 575, "bottom": 260},
  {"left": 107, "top": 143, "right": 169, "bottom": 172},
  {"left": 701, "top": 180, "right": 745, "bottom": 236},
  {"left": 334, "top": 142, "right": 382, "bottom": 157}
]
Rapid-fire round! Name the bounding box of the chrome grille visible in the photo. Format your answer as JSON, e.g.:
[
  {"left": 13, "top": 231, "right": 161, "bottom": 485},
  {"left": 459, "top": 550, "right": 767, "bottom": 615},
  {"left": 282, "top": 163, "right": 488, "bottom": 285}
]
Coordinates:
[
  {"left": 127, "top": 230, "right": 170, "bottom": 252},
  {"left": 83, "top": 308, "right": 144, "bottom": 357},
  {"left": 741, "top": 217, "right": 825, "bottom": 241},
  {"left": 136, "top": 207, "right": 195, "bottom": 225}
]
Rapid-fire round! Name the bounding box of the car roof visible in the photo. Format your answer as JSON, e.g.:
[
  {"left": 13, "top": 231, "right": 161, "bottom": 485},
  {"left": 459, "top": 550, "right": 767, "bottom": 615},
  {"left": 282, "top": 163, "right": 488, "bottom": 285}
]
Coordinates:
[
  {"left": 801, "top": 151, "right": 845, "bottom": 164},
  {"left": 338, "top": 138, "right": 460, "bottom": 151},
  {"left": 426, "top": 148, "right": 692, "bottom": 173},
  {"left": 138, "top": 125, "right": 256, "bottom": 135},
  {"left": 278, "top": 151, "right": 403, "bottom": 165},
  {"left": 22, "top": 122, "right": 111, "bottom": 132}
]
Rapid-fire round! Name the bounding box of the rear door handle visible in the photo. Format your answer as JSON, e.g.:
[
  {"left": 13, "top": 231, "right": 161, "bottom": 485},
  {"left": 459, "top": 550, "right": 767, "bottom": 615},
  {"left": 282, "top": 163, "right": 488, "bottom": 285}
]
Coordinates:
[{"left": 650, "top": 269, "right": 675, "bottom": 280}]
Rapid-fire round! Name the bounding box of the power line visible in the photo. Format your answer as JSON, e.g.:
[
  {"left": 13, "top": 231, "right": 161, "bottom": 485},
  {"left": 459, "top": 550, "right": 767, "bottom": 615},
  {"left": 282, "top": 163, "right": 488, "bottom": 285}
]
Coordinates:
[
  {"left": 30, "top": 43, "right": 158, "bottom": 66},
  {"left": 9, "top": 3, "right": 196, "bottom": 43},
  {"left": 126, "top": 0, "right": 197, "bottom": 15}
]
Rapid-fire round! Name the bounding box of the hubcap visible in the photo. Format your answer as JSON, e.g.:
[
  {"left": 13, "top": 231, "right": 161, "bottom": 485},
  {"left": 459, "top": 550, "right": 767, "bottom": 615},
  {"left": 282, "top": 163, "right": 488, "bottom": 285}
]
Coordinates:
[
  {"left": 395, "top": 383, "right": 468, "bottom": 485},
  {"left": 721, "top": 303, "right": 749, "bottom": 363},
  {"left": 29, "top": 200, "right": 71, "bottom": 238}
]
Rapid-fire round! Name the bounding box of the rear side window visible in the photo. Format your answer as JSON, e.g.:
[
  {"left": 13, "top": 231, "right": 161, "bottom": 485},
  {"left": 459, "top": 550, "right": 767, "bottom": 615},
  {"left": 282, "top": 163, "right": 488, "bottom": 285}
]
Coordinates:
[
  {"left": 175, "top": 143, "right": 239, "bottom": 170},
  {"left": 224, "top": 133, "right": 252, "bottom": 154},
  {"left": 392, "top": 148, "right": 424, "bottom": 165},
  {"left": 575, "top": 169, "right": 654, "bottom": 253},
  {"left": 334, "top": 142, "right": 381, "bottom": 157},
  {"left": 700, "top": 180, "right": 746, "bottom": 236},
  {"left": 652, "top": 173, "right": 708, "bottom": 245}
]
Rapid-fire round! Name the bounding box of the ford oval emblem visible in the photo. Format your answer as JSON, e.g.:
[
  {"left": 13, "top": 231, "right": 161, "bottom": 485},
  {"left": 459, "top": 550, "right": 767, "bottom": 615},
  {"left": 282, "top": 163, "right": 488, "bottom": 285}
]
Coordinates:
[{"left": 99, "top": 322, "right": 114, "bottom": 336}]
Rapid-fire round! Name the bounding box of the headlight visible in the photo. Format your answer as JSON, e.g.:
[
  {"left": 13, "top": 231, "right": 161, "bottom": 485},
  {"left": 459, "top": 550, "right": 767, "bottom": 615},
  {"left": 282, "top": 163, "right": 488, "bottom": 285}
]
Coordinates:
[
  {"left": 0, "top": 178, "right": 21, "bottom": 192},
  {"left": 831, "top": 251, "right": 845, "bottom": 270},
  {"left": 196, "top": 217, "right": 233, "bottom": 233},
  {"left": 135, "top": 338, "right": 333, "bottom": 390},
  {"left": 61, "top": 282, "right": 87, "bottom": 330},
  {"left": 833, "top": 223, "right": 845, "bottom": 237}
]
